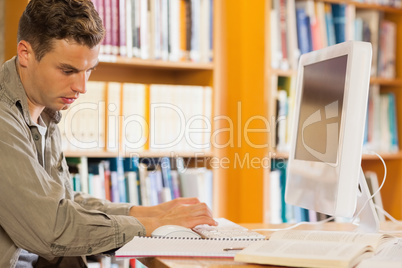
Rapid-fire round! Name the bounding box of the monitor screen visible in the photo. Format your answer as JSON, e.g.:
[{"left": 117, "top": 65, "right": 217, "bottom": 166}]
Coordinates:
[
  {"left": 285, "top": 41, "right": 372, "bottom": 219},
  {"left": 295, "top": 55, "right": 347, "bottom": 164}
]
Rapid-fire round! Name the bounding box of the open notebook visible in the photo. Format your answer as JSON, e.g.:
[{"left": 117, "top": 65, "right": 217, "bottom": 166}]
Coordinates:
[
  {"left": 115, "top": 218, "right": 266, "bottom": 258},
  {"left": 115, "top": 236, "right": 259, "bottom": 258}
]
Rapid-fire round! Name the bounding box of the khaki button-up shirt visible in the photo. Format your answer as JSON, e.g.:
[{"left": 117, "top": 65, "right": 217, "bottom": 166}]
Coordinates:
[{"left": 0, "top": 57, "right": 146, "bottom": 268}]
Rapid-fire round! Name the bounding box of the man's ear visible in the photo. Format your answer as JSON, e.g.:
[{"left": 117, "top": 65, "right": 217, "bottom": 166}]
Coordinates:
[{"left": 17, "top": 40, "right": 34, "bottom": 67}]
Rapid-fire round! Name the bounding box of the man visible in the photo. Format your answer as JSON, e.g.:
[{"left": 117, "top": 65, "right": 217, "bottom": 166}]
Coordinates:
[{"left": 0, "top": 0, "right": 216, "bottom": 267}]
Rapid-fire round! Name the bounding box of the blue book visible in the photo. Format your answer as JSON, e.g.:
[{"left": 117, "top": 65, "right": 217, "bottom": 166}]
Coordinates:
[
  {"left": 331, "top": 4, "right": 346, "bottom": 44},
  {"left": 388, "top": 93, "right": 399, "bottom": 151},
  {"left": 296, "top": 8, "right": 312, "bottom": 55},
  {"left": 109, "top": 157, "right": 126, "bottom": 203},
  {"left": 325, "top": 6, "right": 336, "bottom": 46},
  {"left": 160, "top": 157, "right": 174, "bottom": 200},
  {"left": 272, "top": 160, "right": 289, "bottom": 223},
  {"left": 73, "top": 174, "right": 81, "bottom": 192}
]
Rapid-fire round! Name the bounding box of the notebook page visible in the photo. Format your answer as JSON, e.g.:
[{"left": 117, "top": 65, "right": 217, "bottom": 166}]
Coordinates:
[{"left": 115, "top": 237, "right": 259, "bottom": 258}]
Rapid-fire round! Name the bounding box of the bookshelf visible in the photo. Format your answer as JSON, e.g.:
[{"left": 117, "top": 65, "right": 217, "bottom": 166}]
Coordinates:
[
  {"left": 2, "top": 0, "right": 229, "bottom": 214},
  {"left": 266, "top": 0, "right": 402, "bottom": 222}
]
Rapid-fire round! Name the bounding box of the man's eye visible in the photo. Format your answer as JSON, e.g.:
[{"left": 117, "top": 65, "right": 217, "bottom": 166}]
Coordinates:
[{"left": 62, "top": 70, "right": 74, "bottom": 75}]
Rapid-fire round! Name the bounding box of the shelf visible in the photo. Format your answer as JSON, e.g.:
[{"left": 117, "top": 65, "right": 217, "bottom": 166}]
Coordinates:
[
  {"left": 362, "top": 151, "right": 402, "bottom": 160},
  {"left": 370, "top": 77, "right": 402, "bottom": 87},
  {"left": 270, "top": 68, "right": 298, "bottom": 77},
  {"left": 90, "top": 58, "right": 214, "bottom": 86},
  {"left": 270, "top": 151, "right": 402, "bottom": 160},
  {"left": 64, "top": 150, "right": 214, "bottom": 159},
  {"left": 270, "top": 69, "right": 402, "bottom": 87},
  {"left": 98, "top": 55, "right": 215, "bottom": 71},
  {"left": 310, "top": 0, "right": 402, "bottom": 13}
]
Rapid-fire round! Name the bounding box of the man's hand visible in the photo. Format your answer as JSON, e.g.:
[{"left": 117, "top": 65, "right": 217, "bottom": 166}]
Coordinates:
[{"left": 130, "top": 198, "right": 217, "bottom": 236}]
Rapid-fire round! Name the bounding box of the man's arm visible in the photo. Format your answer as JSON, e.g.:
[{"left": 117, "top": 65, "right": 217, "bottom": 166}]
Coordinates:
[
  {"left": 0, "top": 106, "right": 143, "bottom": 259},
  {"left": 74, "top": 192, "right": 217, "bottom": 236}
]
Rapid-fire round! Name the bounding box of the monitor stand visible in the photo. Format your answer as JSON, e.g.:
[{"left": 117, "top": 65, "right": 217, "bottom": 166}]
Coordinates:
[{"left": 354, "top": 167, "right": 380, "bottom": 233}]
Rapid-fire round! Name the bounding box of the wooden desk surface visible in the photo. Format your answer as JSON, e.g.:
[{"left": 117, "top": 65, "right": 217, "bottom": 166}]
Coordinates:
[{"left": 133, "top": 222, "right": 402, "bottom": 268}]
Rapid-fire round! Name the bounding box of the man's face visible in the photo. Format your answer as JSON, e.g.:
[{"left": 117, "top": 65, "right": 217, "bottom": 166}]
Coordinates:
[{"left": 25, "top": 39, "right": 100, "bottom": 112}]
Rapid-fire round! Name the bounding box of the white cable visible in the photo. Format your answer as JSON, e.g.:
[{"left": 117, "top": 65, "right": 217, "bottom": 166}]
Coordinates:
[
  {"left": 375, "top": 204, "right": 402, "bottom": 224},
  {"left": 351, "top": 151, "right": 387, "bottom": 224},
  {"left": 371, "top": 204, "right": 402, "bottom": 234}
]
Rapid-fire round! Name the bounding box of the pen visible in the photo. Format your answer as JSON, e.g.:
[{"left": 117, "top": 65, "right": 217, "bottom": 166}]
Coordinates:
[{"left": 223, "top": 247, "right": 245, "bottom": 251}]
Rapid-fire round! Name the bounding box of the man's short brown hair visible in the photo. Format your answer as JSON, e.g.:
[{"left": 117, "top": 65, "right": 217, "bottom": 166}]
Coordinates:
[{"left": 17, "top": 0, "right": 105, "bottom": 61}]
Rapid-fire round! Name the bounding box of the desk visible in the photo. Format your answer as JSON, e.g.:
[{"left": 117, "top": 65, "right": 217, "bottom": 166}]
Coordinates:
[{"left": 133, "top": 222, "right": 402, "bottom": 268}]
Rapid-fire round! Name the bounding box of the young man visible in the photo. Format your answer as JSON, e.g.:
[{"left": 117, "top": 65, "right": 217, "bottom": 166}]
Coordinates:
[{"left": 0, "top": 0, "right": 216, "bottom": 267}]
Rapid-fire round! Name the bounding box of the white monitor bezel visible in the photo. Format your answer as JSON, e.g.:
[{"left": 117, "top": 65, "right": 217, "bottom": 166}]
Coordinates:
[{"left": 285, "top": 41, "right": 372, "bottom": 218}]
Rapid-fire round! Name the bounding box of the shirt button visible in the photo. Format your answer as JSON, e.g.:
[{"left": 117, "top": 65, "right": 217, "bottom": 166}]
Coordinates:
[
  {"left": 33, "top": 134, "right": 40, "bottom": 141},
  {"left": 87, "top": 247, "right": 92, "bottom": 254}
]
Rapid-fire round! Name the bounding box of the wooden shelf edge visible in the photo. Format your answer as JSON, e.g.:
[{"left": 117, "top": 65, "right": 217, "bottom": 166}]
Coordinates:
[
  {"left": 362, "top": 151, "right": 402, "bottom": 160},
  {"left": 269, "top": 70, "right": 402, "bottom": 86},
  {"left": 270, "top": 151, "right": 402, "bottom": 160},
  {"left": 310, "top": 0, "right": 402, "bottom": 13},
  {"left": 370, "top": 77, "right": 402, "bottom": 87},
  {"left": 98, "top": 55, "right": 214, "bottom": 71},
  {"left": 64, "top": 150, "right": 214, "bottom": 158},
  {"left": 269, "top": 68, "right": 298, "bottom": 77}
]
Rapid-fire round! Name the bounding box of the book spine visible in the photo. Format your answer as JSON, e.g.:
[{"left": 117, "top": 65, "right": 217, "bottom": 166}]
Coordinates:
[
  {"left": 110, "top": 0, "right": 120, "bottom": 55},
  {"left": 103, "top": 0, "right": 113, "bottom": 54},
  {"left": 331, "top": 3, "right": 346, "bottom": 44}
]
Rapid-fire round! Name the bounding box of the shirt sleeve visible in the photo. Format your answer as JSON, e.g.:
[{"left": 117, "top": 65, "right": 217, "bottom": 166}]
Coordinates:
[
  {"left": 74, "top": 192, "right": 134, "bottom": 216},
  {"left": 0, "top": 104, "right": 145, "bottom": 260}
]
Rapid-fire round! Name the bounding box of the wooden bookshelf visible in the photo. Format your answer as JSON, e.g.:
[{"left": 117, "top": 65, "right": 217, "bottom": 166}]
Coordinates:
[
  {"left": 265, "top": 0, "right": 402, "bottom": 222},
  {"left": 3, "top": 0, "right": 229, "bottom": 217}
]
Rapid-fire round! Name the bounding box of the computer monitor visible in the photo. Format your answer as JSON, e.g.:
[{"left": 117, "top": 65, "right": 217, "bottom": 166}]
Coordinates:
[{"left": 285, "top": 41, "right": 379, "bottom": 232}]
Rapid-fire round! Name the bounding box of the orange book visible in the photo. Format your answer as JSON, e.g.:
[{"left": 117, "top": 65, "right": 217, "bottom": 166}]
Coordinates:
[{"left": 180, "top": 0, "right": 188, "bottom": 61}]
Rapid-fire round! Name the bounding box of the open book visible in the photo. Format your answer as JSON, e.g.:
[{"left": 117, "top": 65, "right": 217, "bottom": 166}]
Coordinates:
[{"left": 234, "top": 229, "right": 396, "bottom": 268}]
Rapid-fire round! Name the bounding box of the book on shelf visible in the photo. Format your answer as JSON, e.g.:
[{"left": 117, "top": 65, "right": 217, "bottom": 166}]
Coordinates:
[
  {"left": 271, "top": 0, "right": 299, "bottom": 69},
  {"left": 67, "top": 156, "right": 212, "bottom": 208},
  {"left": 296, "top": 0, "right": 320, "bottom": 52},
  {"left": 59, "top": 81, "right": 106, "bottom": 153},
  {"left": 124, "top": 157, "right": 141, "bottom": 205},
  {"left": 121, "top": 83, "right": 147, "bottom": 152},
  {"left": 178, "top": 167, "right": 213, "bottom": 210},
  {"left": 364, "top": 85, "right": 399, "bottom": 153},
  {"left": 234, "top": 229, "right": 396, "bottom": 268},
  {"left": 331, "top": 3, "right": 347, "bottom": 44},
  {"left": 296, "top": 6, "right": 313, "bottom": 55},
  {"left": 106, "top": 82, "right": 122, "bottom": 152},
  {"left": 272, "top": 76, "right": 295, "bottom": 153},
  {"left": 60, "top": 82, "right": 212, "bottom": 154},
  {"left": 355, "top": 10, "right": 380, "bottom": 77},
  {"left": 378, "top": 19, "right": 396, "bottom": 79},
  {"left": 324, "top": 3, "right": 336, "bottom": 46},
  {"left": 149, "top": 84, "right": 212, "bottom": 152},
  {"left": 93, "top": 0, "right": 213, "bottom": 62}
]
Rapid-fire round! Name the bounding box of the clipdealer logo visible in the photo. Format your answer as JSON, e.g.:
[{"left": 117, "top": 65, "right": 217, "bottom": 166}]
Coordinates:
[{"left": 301, "top": 100, "right": 339, "bottom": 166}]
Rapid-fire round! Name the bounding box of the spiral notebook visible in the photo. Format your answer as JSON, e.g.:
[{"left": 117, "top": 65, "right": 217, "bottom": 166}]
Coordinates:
[{"left": 115, "top": 236, "right": 260, "bottom": 258}]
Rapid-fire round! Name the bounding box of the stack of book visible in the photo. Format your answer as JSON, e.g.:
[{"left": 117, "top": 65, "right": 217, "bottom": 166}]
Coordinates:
[
  {"left": 93, "top": 0, "right": 213, "bottom": 63},
  {"left": 67, "top": 156, "right": 213, "bottom": 208}
]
